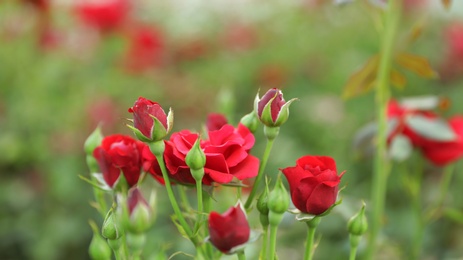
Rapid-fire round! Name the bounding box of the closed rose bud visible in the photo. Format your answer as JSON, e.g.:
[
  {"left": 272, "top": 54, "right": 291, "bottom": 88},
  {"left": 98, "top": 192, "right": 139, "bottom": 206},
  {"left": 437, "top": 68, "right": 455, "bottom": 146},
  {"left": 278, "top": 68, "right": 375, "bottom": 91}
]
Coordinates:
[
  {"left": 88, "top": 221, "right": 112, "bottom": 260},
  {"left": 281, "top": 155, "right": 344, "bottom": 215},
  {"left": 240, "top": 112, "right": 259, "bottom": 133},
  {"left": 254, "top": 88, "right": 297, "bottom": 127},
  {"left": 268, "top": 176, "right": 289, "bottom": 226},
  {"left": 128, "top": 97, "right": 173, "bottom": 142},
  {"left": 257, "top": 185, "right": 270, "bottom": 227},
  {"left": 185, "top": 137, "right": 206, "bottom": 173},
  {"left": 126, "top": 187, "right": 153, "bottom": 233},
  {"left": 208, "top": 203, "right": 250, "bottom": 253},
  {"left": 347, "top": 202, "right": 368, "bottom": 236},
  {"left": 102, "top": 209, "right": 122, "bottom": 240}
]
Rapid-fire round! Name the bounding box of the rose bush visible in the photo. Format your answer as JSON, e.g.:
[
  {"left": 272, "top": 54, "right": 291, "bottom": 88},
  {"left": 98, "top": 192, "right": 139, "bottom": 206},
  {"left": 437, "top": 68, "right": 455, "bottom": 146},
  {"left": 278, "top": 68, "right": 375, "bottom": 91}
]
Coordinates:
[{"left": 281, "top": 155, "right": 344, "bottom": 215}]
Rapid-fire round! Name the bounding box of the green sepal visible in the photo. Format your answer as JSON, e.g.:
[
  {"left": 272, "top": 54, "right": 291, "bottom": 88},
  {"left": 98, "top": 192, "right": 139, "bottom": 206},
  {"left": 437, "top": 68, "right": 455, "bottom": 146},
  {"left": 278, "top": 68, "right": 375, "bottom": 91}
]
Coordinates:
[
  {"left": 150, "top": 115, "right": 168, "bottom": 142},
  {"left": 273, "top": 98, "right": 298, "bottom": 126},
  {"left": 84, "top": 126, "right": 103, "bottom": 155},
  {"left": 127, "top": 124, "right": 153, "bottom": 142}
]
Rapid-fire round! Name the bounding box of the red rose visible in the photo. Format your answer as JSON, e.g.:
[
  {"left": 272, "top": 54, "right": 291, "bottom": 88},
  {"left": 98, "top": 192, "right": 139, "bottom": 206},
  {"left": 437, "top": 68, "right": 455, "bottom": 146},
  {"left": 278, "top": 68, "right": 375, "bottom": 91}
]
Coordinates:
[
  {"left": 142, "top": 130, "right": 199, "bottom": 185},
  {"left": 143, "top": 124, "right": 259, "bottom": 185},
  {"left": 281, "top": 155, "right": 344, "bottom": 215},
  {"left": 93, "top": 134, "right": 145, "bottom": 188},
  {"left": 202, "top": 124, "right": 259, "bottom": 184},
  {"left": 420, "top": 116, "right": 463, "bottom": 166},
  {"left": 208, "top": 204, "right": 250, "bottom": 253},
  {"left": 254, "top": 88, "right": 295, "bottom": 127},
  {"left": 128, "top": 97, "right": 172, "bottom": 142},
  {"left": 75, "top": 0, "right": 130, "bottom": 32}
]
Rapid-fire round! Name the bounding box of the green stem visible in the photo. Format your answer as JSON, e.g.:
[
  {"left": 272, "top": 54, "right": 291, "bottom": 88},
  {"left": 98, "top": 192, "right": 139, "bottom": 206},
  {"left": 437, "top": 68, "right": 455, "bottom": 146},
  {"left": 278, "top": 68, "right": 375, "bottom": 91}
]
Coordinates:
[
  {"left": 304, "top": 218, "right": 320, "bottom": 260},
  {"left": 244, "top": 138, "right": 276, "bottom": 210},
  {"left": 194, "top": 178, "right": 204, "bottom": 233},
  {"left": 349, "top": 235, "right": 361, "bottom": 260},
  {"left": 237, "top": 251, "right": 246, "bottom": 260},
  {"left": 202, "top": 189, "right": 214, "bottom": 258},
  {"left": 426, "top": 164, "right": 455, "bottom": 222},
  {"left": 260, "top": 226, "right": 268, "bottom": 260},
  {"left": 268, "top": 225, "right": 279, "bottom": 260},
  {"left": 155, "top": 154, "right": 193, "bottom": 239},
  {"left": 178, "top": 185, "right": 191, "bottom": 210},
  {"left": 366, "top": 0, "right": 400, "bottom": 259},
  {"left": 411, "top": 163, "right": 424, "bottom": 260}
]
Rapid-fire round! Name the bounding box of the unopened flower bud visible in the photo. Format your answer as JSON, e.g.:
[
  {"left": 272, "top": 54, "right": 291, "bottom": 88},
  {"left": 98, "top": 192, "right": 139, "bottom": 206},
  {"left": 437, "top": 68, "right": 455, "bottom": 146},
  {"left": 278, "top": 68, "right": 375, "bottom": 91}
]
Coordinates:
[
  {"left": 88, "top": 220, "right": 111, "bottom": 260},
  {"left": 268, "top": 176, "right": 289, "bottom": 214},
  {"left": 127, "top": 97, "right": 173, "bottom": 142},
  {"left": 240, "top": 112, "right": 259, "bottom": 133},
  {"left": 268, "top": 176, "right": 289, "bottom": 226},
  {"left": 257, "top": 186, "right": 270, "bottom": 227},
  {"left": 101, "top": 209, "right": 122, "bottom": 240},
  {"left": 185, "top": 137, "right": 206, "bottom": 172},
  {"left": 126, "top": 188, "right": 153, "bottom": 233},
  {"left": 254, "top": 88, "right": 297, "bottom": 127},
  {"left": 347, "top": 202, "right": 368, "bottom": 236}
]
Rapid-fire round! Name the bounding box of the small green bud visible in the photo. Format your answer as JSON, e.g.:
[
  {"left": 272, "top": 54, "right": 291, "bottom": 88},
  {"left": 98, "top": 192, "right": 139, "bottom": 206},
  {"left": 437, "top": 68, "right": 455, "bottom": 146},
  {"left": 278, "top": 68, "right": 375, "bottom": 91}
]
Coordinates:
[
  {"left": 101, "top": 209, "right": 122, "bottom": 240},
  {"left": 127, "top": 233, "right": 146, "bottom": 254},
  {"left": 88, "top": 220, "right": 111, "bottom": 260},
  {"left": 268, "top": 176, "right": 289, "bottom": 215},
  {"left": 347, "top": 202, "right": 368, "bottom": 236},
  {"left": 256, "top": 185, "right": 270, "bottom": 216},
  {"left": 84, "top": 126, "right": 103, "bottom": 156},
  {"left": 240, "top": 112, "right": 259, "bottom": 133},
  {"left": 185, "top": 138, "right": 206, "bottom": 172}
]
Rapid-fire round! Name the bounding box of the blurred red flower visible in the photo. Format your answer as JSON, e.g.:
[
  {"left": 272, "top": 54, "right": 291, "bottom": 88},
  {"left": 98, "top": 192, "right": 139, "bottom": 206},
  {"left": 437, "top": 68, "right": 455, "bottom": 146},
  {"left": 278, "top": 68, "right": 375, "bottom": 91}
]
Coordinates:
[
  {"left": 387, "top": 99, "right": 437, "bottom": 147},
  {"left": 421, "top": 116, "right": 463, "bottom": 166},
  {"left": 75, "top": 0, "right": 130, "bottom": 32},
  {"left": 281, "top": 155, "right": 344, "bottom": 215},
  {"left": 123, "top": 25, "right": 165, "bottom": 72},
  {"left": 222, "top": 24, "right": 257, "bottom": 52}
]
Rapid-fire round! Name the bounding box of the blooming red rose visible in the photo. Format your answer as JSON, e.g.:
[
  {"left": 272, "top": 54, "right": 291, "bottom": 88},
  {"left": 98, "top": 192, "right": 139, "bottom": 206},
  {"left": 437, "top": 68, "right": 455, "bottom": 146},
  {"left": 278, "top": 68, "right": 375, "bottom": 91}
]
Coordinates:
[
  {"left": 254, "top": 88, "right": 296, "bottom": 127},
  {"left": 143, "top": 124, "right": 259, "bottom": 185},
  {"left": 281, "top": 155, "right": 344, "bottom": 215},
  {"left": 128, "top": 97, "right": 172, "bottom": 142},
  {"left": 208, "top": 203, "right": 250, "bottom": 253},
  {"left": 420, "top": 116, "right": 463, "bottom": 166},
  {"left": 75, "top": 0, "right": 130, "bottom": 32},
  {"left": 123, "top": 25, "right": 165, "bottom": 73},
  {"left": 93, "top": 134, "right": 145, "bottom": 188}
]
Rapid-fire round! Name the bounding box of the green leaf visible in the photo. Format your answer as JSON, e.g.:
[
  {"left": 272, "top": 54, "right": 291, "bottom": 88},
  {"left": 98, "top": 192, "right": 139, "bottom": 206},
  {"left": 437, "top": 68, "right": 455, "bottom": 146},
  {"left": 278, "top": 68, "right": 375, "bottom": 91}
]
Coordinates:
[{"left": 406, "top": 115, "right": 457, "bottom": 141}]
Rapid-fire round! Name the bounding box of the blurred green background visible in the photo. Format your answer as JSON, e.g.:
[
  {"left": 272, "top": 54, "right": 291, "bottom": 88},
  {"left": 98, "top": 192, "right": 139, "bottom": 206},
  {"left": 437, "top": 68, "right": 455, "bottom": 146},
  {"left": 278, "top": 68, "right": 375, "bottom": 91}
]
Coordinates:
[{"left": 1, "top": 0, "right": 463, "bottom": 259}]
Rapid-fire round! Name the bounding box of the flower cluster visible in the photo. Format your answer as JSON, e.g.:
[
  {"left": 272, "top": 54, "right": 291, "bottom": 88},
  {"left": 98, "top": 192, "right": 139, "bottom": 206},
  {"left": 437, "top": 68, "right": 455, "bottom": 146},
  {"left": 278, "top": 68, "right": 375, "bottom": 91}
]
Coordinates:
[{"left": 84, "top": 88, "right": 346, "bottom": 259}]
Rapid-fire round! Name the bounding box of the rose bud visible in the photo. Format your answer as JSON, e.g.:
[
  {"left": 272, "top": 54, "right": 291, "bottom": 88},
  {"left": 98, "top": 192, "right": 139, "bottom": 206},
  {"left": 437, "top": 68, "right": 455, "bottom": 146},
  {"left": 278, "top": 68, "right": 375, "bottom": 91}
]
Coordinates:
[
  {"left": 93, "top": 135, "right": 145, "bottom": 189},
  {"left": 128, "top": 97, "right": 173, "bottom": 143},
  {"left": 254, "top": 88, "right": 297, "bottom": 128},
  {"left": 88, "top": 220, "right": 112, "bottom": 260},
  {"left": 268, "top": 176, "right": 290, "bottom": 226},
  {"left": 208, "top": 203, "right": 251, "bottom": 254},
  {"left": 101, "top": 209, "right": 122, "bottom": 240},
  {"left": 281, "top": 155, "right": 344, "bottom": 215},
  {"left": 126, "top": 187, "right": 153, "bottom": 234},
  {"left": 347, "top": 202, "right": 368, "bottom": 237}
]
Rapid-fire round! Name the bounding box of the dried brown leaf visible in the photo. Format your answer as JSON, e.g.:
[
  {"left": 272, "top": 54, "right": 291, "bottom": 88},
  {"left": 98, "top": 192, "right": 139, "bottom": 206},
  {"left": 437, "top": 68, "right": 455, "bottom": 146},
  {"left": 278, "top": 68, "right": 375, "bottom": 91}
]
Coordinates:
[
  {"left": 390, "top": 68, "right": 407, "bottom": 89},
  {"left": 343, "top": 55, "right": 379, "bottom": 99},
  {"left": 396, "top": 53, "right": 437, "bottom": 79}
]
